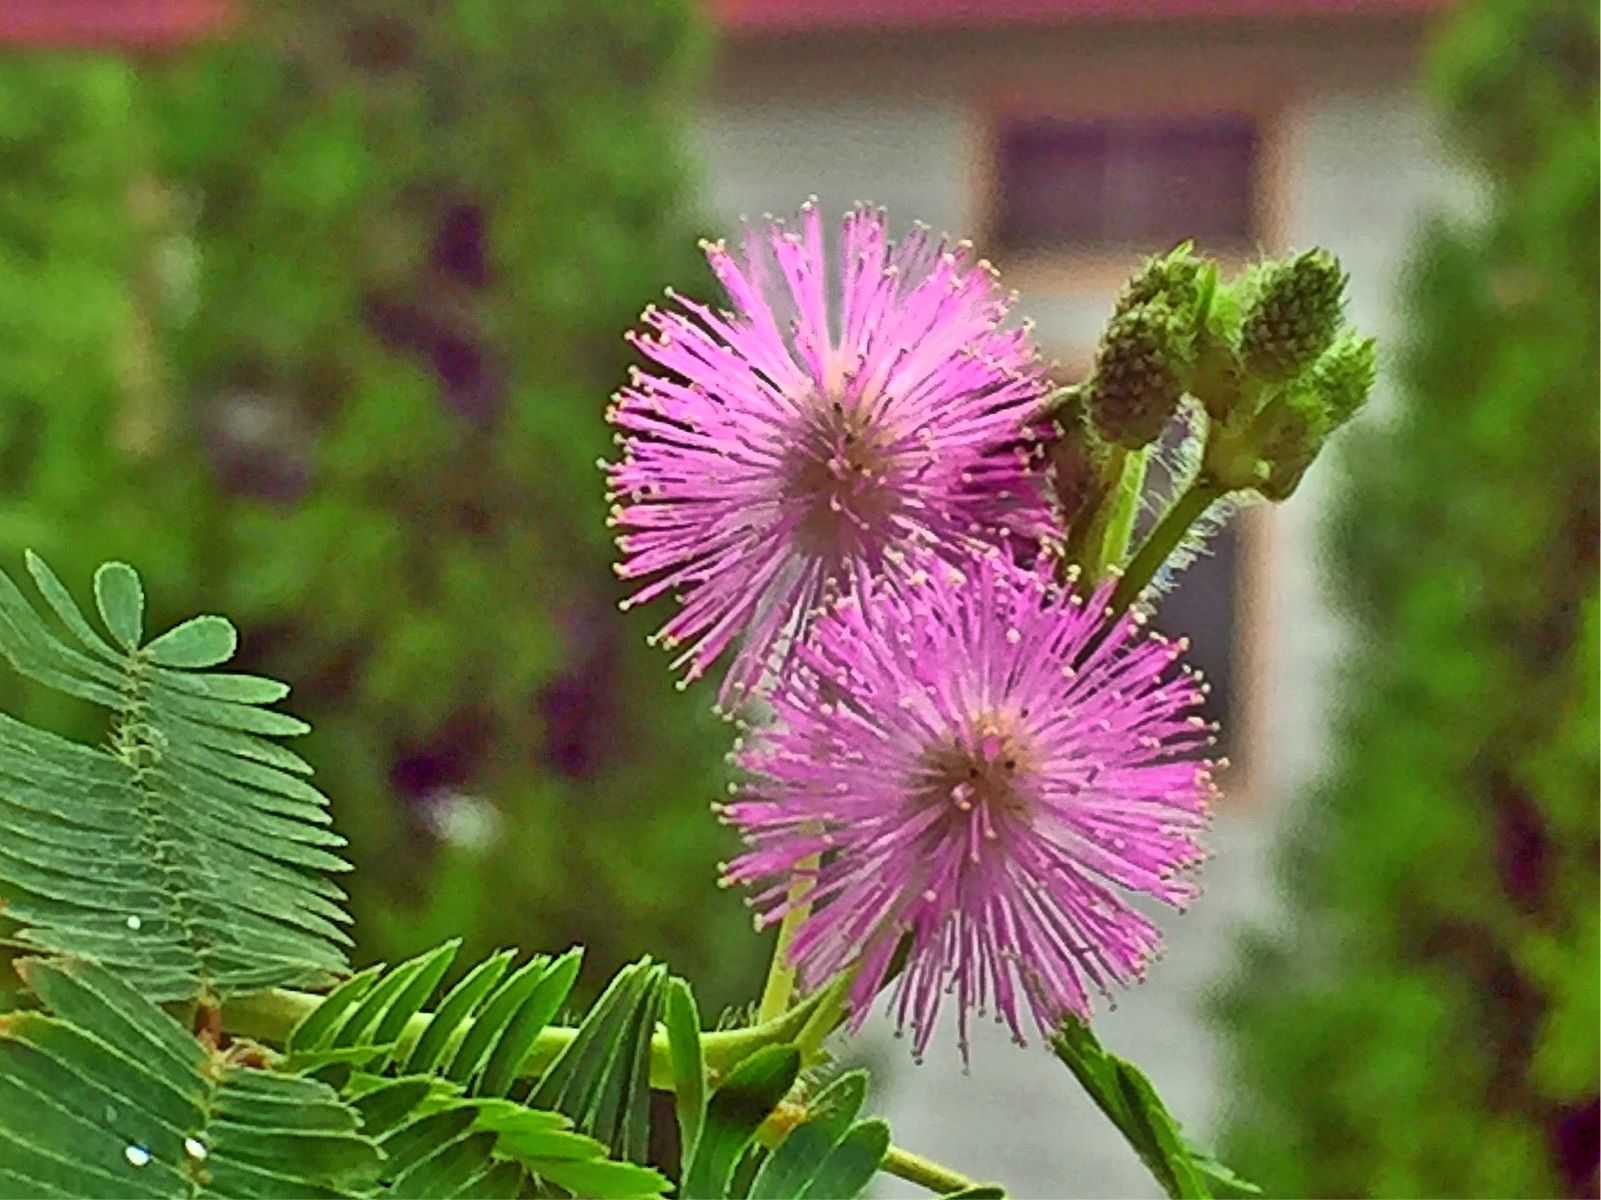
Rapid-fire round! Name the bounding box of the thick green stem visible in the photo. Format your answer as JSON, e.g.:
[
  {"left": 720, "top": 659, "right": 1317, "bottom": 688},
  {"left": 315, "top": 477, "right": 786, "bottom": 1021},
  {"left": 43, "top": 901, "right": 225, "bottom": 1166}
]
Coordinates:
[
  {"left": 1109, "top": 477, "right": 1226, "bottom": 613},
  {"left": 882, "top": 1144, "right": 991, "bottom": 1195},
  {"left": 223, "top": 979, "right": 829, "bottom": 1090}
]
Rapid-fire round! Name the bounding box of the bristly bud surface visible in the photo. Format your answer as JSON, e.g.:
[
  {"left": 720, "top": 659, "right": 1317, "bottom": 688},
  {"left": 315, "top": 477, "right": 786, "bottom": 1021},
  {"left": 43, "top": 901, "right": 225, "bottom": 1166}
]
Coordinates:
[
  {"left": 1089, "top": 300, "right": 1191, "bottom": 449},
  {"left": 1309, "top": 329, "right": 1378, "bottom": 427},
  {"left": 1115, "top": 241, "right": 1206, "bottom": 319},
  {"left": 1240, "top": 249, "right": 1348, "bottom": 382}
]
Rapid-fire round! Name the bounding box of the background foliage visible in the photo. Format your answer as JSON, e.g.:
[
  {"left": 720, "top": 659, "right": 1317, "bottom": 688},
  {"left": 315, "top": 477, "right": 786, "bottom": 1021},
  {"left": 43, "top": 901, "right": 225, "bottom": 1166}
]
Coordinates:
[
  {"left": 1216, "top": 1, "right": 1600, "bottom": 1195},
  {"left": 0, "top": 0, "right": 754, "bottom": 1004}
]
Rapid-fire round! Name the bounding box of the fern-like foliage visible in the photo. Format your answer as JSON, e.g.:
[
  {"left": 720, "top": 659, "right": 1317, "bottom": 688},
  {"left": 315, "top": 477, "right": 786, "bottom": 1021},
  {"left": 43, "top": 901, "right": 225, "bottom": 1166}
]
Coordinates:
[
  {"left": 0, "top": 957, "right": 380, "bottom": 1198},
  {"left": 285, "top": 942, "right": 672, "bottom": 1198},
  {"left": 287, "top": 944, "right": 896, "bottom": 1200},
  {"left": 0, "top": 554, "right": 350, "bottom": 1001}
]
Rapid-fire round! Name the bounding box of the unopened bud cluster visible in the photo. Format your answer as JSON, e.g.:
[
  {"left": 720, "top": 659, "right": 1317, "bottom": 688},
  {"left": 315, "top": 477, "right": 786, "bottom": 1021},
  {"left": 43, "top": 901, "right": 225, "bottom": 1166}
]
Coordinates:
[{"left": 1048, "top": 240, "right": 1377, "bottom": 538}]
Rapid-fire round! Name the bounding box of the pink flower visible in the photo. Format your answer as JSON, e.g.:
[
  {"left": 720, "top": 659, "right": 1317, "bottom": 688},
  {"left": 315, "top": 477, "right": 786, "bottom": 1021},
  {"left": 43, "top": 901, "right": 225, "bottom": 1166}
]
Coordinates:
[
  {"left": 606, "top": 203, "right": 1052, "bottom": 705},
  {"left": 721, "top": 552, "right": 1216, "bottom": 1060}
]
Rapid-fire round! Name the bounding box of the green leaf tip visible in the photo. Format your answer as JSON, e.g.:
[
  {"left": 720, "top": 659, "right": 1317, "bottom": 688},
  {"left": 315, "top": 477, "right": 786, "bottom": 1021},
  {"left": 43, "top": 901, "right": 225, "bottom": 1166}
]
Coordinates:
[
  {"left": 93, "top": 561, "right": 144, "bottom": 649},
  {"left": 146, "top": 614, "right": 239, "bottom": 668}
]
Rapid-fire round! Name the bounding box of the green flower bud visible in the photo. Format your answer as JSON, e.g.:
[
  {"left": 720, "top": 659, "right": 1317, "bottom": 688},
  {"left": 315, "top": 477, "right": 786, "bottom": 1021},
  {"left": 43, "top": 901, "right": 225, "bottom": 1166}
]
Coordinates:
[
  {"left": 1089, "top": 299, "right": 1191, "bottom": 450},
  {"left": 1240, "top": 249, "right": 1348, "bottom": 382},
  {"left": 1255, "top": 391, "right": 1332, "bottom": 502},
  {"left": 1116, "top": 241, "right": 1205, "bottom": 318},
  {"left": 1309, "top": 329, "right": 1377, "bottom": 427}
]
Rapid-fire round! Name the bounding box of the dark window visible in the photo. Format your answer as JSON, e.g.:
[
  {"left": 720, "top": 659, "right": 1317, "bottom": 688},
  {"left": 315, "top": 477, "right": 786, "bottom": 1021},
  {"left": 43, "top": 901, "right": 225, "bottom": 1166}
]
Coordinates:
[
  {"left": 993, "top": 113, "right": 1259, "bottom": 255},
  {"left": 1135, "top": 424, "right": 1247, "bottom": 770},
  {"left": 1152, "top": 518, "right": 1241, "bottom": 766}
]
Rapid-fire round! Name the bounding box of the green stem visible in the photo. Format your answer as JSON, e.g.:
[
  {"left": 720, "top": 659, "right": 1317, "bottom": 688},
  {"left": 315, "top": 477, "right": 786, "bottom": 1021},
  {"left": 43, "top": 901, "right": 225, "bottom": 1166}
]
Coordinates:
[
  {"left": 1080, "top": 446, "right": 1148, "bottom": 583},
  {"left": 1099, "top": 448, "right": 1147, "bottom": 579},
  {"left": 790, "top": 965, "right": 854, "bottom": 1066},
  {"left": 223, "top": 979, "right": 829, "bottom": 1090},
  {"left": 881, "top": 1144, "right": 991, "bottom": 1195},
  {"left": 1109, "top": 477, "right": 1226, "bottom": 614},
  {"left": 756, "top": 852, "right": 817, "bottom": 1023}
]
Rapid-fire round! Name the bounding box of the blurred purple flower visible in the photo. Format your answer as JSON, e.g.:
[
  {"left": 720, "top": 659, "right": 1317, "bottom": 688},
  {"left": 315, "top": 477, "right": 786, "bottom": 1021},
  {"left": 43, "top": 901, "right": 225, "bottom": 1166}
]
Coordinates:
[
  {"left": 605, "top": 203, "right": 1052, "bottom": 705},
  {"left": 721, "top": 552, "right": 1216, "bottom": 1060}
]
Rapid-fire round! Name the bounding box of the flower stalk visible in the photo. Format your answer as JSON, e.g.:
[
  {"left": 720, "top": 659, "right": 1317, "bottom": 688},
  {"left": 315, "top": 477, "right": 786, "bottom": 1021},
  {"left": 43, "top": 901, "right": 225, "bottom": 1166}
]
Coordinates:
[
  {"left": 1081, "top": 445, "right": 1149, "bottom": 582},
  {"left": 881, "top": 1145, "right": 990, "bottom": 1195},
  {"left": 1109, "top": 476, "right": 1228, "bottom": 614},
  {"left": 756, "top": 853, "right": 818, "bottom": 1023}
]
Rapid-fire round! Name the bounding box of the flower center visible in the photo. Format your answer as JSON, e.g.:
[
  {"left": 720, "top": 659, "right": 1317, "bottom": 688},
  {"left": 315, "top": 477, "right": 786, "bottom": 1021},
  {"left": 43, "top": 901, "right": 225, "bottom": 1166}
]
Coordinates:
[
  {"left": 914, "top": 719, "right": 1033, "bottom": 830},
  {"left": 782, "top": 399, "right": 901, "bottom": 560}
]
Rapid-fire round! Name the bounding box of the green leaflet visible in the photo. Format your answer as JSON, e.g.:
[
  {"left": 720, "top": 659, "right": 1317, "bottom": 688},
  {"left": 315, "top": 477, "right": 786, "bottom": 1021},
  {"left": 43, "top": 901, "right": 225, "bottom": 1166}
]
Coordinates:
[
  {"left": 681, "top": 1044, "right": 800, "bottom": 1200},
  {"left": 743, "top": 1068, "right": 890, "bottom": 1200},
  {"left": 289, "top": 964, "right": 388, "bottom": 1055},
  {"left": 403, "top": 951, "right": 516, "bottom": 1075},
  {"left": 0, "top": 958, "right": 380, "bottom": 1199},
  {"left": 663, "top": 974, "right": 707, "bottom": 1173},
  {"left": 287, "top": 946, "right": 672, "bottom": 1198},
  {"left": 92, "top": 562, "right": 144, "bottom": 650},
  {"left": 0, "top": 555, "right": 350, "bottom": 1002},
  {"left": 526, "top": 957, "right": 667, "bottom": 1164},
  {"left": 792, "top": 1118, "right": 889, "bottom": 1200},
  {"left": 144, "top": 616, "right": 239, "bottom": 670},
  {"left": 1050, "top": 1019, "right": 1259, "bottom": 1200},
  {"left": 747, "top": 1070, "right": 868, "bottom": 1199}
]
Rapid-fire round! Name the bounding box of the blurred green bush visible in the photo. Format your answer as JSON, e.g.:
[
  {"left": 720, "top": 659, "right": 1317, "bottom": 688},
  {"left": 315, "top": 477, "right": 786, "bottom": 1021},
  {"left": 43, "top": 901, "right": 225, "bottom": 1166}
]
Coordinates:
[
  {"left": 1217, "top": 1, "right": 1599, "bottom": 1196},
  {"left": 0, "top": 0, "right": 758, "bottom": 1007}
]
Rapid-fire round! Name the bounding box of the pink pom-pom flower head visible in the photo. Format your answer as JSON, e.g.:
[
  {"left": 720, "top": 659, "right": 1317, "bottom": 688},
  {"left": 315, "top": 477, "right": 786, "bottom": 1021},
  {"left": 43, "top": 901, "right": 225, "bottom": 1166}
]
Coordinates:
[
  {"left": 605, "top": 203, "right": 1052, "bottom": 705},
  {"left": 720, "top": 552, "right": 1217, "bottom": 1060}
]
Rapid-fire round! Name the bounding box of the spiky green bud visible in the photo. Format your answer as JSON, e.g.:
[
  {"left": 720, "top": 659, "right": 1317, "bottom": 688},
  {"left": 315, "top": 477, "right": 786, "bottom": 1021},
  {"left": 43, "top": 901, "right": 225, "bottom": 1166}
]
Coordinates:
[
  {"left": 1240, "top": 249, "right": 1348, "bottom": 382},
  {"left": 1255, "top": 391, "right": 1332, "bottom": 502},
  {"left": 1309, "top": 330, "right": 1378, "bottom": 427},
  {"left": 1088, "top": 299, "right": 1191, "bottom": 449},
  {"left": 1116, "top": 241, "right": 1206, "bottom": 318}
]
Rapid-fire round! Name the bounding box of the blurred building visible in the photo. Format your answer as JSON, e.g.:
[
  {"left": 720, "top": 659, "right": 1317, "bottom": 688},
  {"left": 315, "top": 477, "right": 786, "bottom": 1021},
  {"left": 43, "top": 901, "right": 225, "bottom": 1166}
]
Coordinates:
[
  {"left": 697, "top": 2, "right": 1465, "bottom": 1195},
  {"left": 0, "top": 0, "right": 230, "bottom": 47}
]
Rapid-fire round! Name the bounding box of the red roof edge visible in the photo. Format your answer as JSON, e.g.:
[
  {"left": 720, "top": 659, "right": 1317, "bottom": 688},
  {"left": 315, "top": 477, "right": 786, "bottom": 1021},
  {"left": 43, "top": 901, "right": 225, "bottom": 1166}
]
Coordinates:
[
  {"left": 0, "top": 0, "right": 234, "bottom": 49},
  {"left": 712, "top": 0, "right": 1447, "bottom": 35}
]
